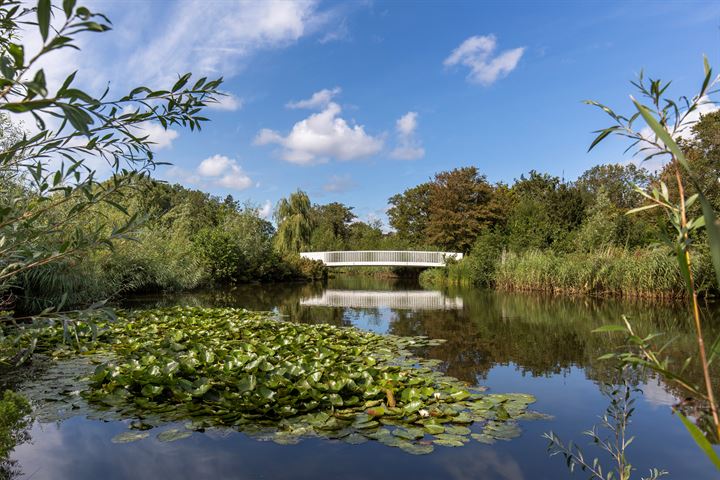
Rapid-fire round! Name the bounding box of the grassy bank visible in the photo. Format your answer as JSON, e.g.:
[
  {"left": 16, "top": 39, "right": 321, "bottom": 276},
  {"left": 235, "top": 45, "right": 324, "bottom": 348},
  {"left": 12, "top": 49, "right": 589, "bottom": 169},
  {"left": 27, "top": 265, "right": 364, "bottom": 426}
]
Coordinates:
[{"left": 421, "top": 247, "right": 716, "bottom": 299}]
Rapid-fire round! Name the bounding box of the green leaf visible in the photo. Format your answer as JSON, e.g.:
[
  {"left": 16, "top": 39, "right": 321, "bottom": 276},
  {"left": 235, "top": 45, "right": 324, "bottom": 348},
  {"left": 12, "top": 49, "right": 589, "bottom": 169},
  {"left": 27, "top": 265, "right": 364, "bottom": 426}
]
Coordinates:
[
  {"left": 592, "top": 325, "right": 628, "bottom": 333},
  {"left": 63, "top": 0, "right": 76, "bottom": 17},
  {"left": 626, "top": 204, "right": 659, "bottom": 215},
  {"left": 698, "top": 194, "right": 720, "bottom": 290},
  {"left": 588, "top": 126, "right": 620, "bottom": 152},
  {"left": 631, "top": 96, "right": 688, "bottom": 169},
  {"left": 676, "top": 412, "right": 720, "bottom": 470},
  {"left": 7, "top": 43, "right": 24, "bottom": 69},
  {"left": 37, "top": 0, "right": 51, "bottom": 42}
]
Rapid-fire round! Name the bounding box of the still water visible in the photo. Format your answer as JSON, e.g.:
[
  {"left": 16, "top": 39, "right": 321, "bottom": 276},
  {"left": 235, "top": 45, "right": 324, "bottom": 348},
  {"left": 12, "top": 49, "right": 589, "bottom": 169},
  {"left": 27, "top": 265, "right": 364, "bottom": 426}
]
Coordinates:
[{"left": 11, "top": 275, "right": 720, "bottom": 479}]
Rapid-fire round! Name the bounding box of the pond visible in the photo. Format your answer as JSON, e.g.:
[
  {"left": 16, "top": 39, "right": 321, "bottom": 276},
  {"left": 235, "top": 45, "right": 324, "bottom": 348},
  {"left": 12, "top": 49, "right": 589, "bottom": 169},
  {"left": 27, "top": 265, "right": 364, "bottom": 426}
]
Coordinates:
[{"left": 10, "top": 274, "right": 720, "bottom": 479}]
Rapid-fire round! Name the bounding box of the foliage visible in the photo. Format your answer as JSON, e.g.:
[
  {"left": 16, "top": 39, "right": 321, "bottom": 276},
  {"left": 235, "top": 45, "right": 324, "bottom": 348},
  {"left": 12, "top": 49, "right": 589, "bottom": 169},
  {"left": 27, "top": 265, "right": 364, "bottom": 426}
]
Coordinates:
[
  {"left": 426, "top": 167, "right": 500, "bottom": 253},
  {"left": 495, "top": 247, "right": 713, "bottom": 298},
  {"left": 573, "top": 189, "right": 621, "bottom": 252},
  {"left": 309, "top": 202, "right": 355, "bottom": 251},
  {"left": 274, "top": 190, "right": 314, "bottom": 255},
  {"left": 195, "top": 207, "right": 277, "bottom": 283},
  {"left": 587, "top": 59, "right": 720, "bottom": 468},
  {"left": 388, "top": 183, "right": 432, "bottom": 247},
  {"left": 506, "top": 171, "right": 586, "bottom": 252},
  {"left": 0, "top": 390, "right": 30, "bottom": 461},
  {"left": 21, "top": 306, "right": 540, "bottom": 453},
  {"left": 545, "top": 377, "right": 667, "bottom": 480},
  {"left": 0, "top": 0, "right": 221, "bottom": 319}
]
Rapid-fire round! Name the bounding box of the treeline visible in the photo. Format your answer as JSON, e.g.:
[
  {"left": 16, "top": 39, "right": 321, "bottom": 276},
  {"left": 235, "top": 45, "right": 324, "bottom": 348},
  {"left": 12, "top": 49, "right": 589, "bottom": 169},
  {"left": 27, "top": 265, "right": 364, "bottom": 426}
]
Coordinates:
[
  {"left": 12, "top": 180, "right": 326, "bottom": 314},
  {"left": 409, "top": 112, "right": 720, "bottom": 297}
]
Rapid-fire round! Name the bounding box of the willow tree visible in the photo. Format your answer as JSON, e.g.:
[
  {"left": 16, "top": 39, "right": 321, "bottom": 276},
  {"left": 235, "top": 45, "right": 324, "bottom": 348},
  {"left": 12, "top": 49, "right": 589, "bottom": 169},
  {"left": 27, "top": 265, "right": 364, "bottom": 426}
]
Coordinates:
[{"left": 274, "top": 190, "right": 314, "bottom": 255}]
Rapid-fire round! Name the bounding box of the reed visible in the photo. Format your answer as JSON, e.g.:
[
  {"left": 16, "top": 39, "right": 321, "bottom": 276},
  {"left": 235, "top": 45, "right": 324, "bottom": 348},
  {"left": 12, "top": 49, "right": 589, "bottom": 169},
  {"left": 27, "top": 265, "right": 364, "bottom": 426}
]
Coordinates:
[{"left": 494, "top": 247, "right": 714, "bottom": 298}]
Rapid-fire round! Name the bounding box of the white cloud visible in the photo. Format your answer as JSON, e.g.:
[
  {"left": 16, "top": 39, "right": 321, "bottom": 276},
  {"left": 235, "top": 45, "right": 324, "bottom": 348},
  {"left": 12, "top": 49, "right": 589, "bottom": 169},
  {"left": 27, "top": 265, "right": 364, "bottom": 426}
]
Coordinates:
[
  {"left": 259, "top": 200, "right": 273, "bottom": 219},
  {"left": 318, "top": 18, "right": 350, "bottom": 44},
  {"left": 137, "top": 122, "right": 179, "bottom": 150},
  {"left": 396, "top": 111, "right": 418, "bottom": 136},
  {"left": 323, "top": 174, "right": 355, "bottom": 192},
  {"left": 635, "top": 95, "right": 719, "bottom": 171},
  {"left": 390, "top": 111, "right": 425, "bottom": 160},
  {"left": 254, "top": 100, "right": 383, "bottom": 165},
  {"left": 198, "top": 154, "right": 234, "bottom": 176},
  {"left": 286, "top": 87, "right": 341, "bottom": 109},
  {"left": 217, "top": 173, "right": 253, "bottom": 190},
  {"left": 208, "top": 92, "right": 243, "bottom": 111},
  {"left": 444, "top": 34, "right": 525, "bottom": 86},
  {"left": 196, "top": 154, "right": 252, "bottom": 190},
  {"left": 125, "top": 1, "right": 330, "bottom": 87}
]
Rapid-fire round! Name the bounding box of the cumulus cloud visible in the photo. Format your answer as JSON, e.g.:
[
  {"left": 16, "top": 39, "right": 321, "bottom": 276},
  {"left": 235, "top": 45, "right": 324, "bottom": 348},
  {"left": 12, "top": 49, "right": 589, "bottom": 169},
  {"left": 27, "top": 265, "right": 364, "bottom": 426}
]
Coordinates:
[
  {"left": 208, "top": 92, "right": 243, "bottom": 111},
  {"left": 390, "top": 111, "right": 425, "bottom": 160},
  {"left": 286, "top": 87, "right": 341, "bottom": 109},
  {"left": 197, "top": 154, "right": 253, "bottom": 190},
  {"left": 254, "top": 97, "right": 383, "bottom": 165},
  {"left": 444, "top": 34, "right": 525, "bottom": 86},
  {"left": 323, "top": 174, "right": 356, "bottom": 193}
]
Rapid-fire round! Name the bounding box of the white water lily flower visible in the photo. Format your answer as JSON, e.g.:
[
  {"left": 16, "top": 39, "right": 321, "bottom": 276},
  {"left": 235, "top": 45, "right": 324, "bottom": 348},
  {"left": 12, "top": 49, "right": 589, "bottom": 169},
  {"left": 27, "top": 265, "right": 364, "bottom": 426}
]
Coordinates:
[
  {"left": 418, "top": 409, "right": 430, "bottom": 417},
  {"left": 433, "top": 392, "right": 441, "bottom": 400}
]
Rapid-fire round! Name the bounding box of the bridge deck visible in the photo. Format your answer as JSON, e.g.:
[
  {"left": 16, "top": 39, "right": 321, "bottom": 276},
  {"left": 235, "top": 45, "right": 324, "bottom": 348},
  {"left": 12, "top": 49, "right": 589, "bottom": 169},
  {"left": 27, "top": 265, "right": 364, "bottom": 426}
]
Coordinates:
[{"left": 300, "top": 250, "right": 463, "bottom": 267}]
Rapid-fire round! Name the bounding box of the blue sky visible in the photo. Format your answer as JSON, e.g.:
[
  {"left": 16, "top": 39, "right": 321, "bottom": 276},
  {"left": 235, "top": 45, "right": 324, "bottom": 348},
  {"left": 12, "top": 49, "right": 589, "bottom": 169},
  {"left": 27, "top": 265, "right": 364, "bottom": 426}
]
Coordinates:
[{"left": 27, "top": 0, "right": 720, "bottom": 225}]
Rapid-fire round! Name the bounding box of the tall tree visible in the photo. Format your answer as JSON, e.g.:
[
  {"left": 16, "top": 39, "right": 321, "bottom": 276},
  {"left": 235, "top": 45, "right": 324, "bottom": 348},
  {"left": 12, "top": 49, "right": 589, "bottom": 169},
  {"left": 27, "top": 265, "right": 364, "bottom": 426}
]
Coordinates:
[
  {"left": 387, "top": 183, "right": 432, "bottom": 247},
  {"left": 274, "top": 190, "right": 314, "bottom": 254},
  {"left": 310, "top": 202, "right": 355, "bottom": 250},
  {"left": 577, "top": 163, "right": 653, "bottom": 210},
  {"left": 425, "top": 167, "right": 498, "bottom": 253}
]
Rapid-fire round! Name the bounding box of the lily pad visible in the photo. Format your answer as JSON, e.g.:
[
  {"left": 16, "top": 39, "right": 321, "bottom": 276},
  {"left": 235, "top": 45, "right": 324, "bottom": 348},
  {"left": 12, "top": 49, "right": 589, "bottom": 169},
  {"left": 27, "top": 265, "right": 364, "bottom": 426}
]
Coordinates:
[
  {"left": 18, "top": 306, "right": 544, "bottom": 456},
  {"left": 111, "top": 431, "right": 149, "bottom": 444},
  {"left": 157, "top": 428, "right": 193, "bottom": 443}
]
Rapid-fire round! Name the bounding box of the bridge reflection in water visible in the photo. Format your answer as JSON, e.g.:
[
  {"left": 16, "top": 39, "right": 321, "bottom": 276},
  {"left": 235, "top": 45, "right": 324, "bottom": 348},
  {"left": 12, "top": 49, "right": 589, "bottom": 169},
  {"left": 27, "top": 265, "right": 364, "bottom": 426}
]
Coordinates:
[{"left": 300, "top": 289, "right": 463, "bottom": 310}]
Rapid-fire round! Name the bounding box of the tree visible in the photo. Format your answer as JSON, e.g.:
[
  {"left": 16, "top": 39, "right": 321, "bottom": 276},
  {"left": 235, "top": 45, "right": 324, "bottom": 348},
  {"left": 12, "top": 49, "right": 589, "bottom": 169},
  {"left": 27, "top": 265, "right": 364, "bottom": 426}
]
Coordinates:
[
  {"left": 310, "top": 202, "right": 355, "bottom": 250},
  {"left": 573, "top": 189, "right": 619, "bottom": 252},
  {"left": 387, "top": 182, "right": 432, "bottom": 247},
  {"left": 577, "top": 163, "right": 654, "bottom": 210},
  {"left": 274, "top": 190, "right": 314, "bottom": 255},
  {"left": 0, "top": 0, "right": 220, "bottom": 348},
  {"left": 507, "top": 171, "right": 585, "bottom": 252},
  {"left": 347, "top": 220, "right": 384, "bottom": 250},
  {"left": 425, "top": 167, "right": 499, "bottom": 253}
]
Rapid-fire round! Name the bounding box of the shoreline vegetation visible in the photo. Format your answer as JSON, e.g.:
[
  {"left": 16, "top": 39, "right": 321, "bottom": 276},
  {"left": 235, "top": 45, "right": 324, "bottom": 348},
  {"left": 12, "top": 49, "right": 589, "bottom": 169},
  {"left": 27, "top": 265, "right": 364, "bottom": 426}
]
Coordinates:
[{"left": 420, "top": 246, "right": 715, "bottom": 299}]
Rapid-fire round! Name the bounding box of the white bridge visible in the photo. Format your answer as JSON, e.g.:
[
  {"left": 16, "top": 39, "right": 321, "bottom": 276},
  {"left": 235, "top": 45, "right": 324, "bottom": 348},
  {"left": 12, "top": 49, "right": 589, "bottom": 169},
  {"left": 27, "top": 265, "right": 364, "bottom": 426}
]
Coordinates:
[
  {"left": 301, "top": 290, "right": 464, "bottom": 310},
  {"left": 299, "top": 250, "right": 463, "bottom": 267}
]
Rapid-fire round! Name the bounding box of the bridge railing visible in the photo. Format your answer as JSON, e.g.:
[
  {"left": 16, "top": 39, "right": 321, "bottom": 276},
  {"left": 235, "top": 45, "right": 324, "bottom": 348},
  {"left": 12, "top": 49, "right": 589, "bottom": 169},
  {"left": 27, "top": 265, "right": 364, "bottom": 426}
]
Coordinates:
[{"left": 299, "top": 250, "right": 463, "bottom": 267}]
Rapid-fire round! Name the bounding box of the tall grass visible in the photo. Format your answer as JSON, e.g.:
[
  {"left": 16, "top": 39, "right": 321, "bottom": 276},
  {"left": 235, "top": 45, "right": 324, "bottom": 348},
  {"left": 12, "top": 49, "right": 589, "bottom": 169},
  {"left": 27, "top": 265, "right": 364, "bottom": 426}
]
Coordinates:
[{"left": 495, "top": 247, "right": 714, "bottom": 299}]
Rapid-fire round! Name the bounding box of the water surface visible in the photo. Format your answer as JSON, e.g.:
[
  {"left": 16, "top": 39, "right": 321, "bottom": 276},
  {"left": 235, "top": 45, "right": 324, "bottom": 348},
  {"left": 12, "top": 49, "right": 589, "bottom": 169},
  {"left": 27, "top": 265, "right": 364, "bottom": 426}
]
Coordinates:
[{"left": 11, "top": 275, "right": 720, "bottom": 479}]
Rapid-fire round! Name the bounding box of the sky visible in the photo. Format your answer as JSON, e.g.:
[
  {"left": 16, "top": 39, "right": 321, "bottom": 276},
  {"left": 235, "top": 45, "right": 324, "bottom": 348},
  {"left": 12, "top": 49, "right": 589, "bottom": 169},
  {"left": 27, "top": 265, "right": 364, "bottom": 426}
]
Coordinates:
[{"left": 16, "top": 0, "right": 720, "bottom": 226}]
